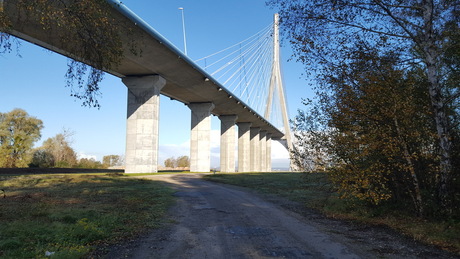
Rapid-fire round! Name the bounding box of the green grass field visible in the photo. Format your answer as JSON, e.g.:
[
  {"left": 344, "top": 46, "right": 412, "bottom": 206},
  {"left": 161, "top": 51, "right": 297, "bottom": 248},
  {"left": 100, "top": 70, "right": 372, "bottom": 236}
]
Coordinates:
[
  {"left": 1, "top": 171, "right": 457, "bottom": 257},
  {"left": 0, "top": 173, "right": 174, "bottom": 258},
  {"left": 205, "top": 172, "right": 460, "bottom": 254}
]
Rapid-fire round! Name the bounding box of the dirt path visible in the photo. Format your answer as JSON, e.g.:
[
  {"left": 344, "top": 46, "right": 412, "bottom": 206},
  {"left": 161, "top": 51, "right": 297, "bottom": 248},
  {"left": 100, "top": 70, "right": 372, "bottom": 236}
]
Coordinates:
[{"left": 102, "top": 174, "right": 457, "bottom": 259}]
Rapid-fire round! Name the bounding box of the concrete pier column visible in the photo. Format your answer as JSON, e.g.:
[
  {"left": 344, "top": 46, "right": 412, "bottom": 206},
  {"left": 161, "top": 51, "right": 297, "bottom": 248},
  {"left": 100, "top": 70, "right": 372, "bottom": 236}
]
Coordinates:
[
  {"left": 259, "top": 131, "right": 267, "bottom": 172},
  {"left": 237, "top": 122, "right": 252, "bottom": 172},
  {"left": 250, "top": 127, "right": 261, "bottom": 172},
  {"left": 220, "top": 115, "right": 238, "bottom": 173},
  {"left": 266, "top": 133, "right": 272, "bottom": 172},
  {"left": 123, "top": 75, "right": 166, "bottom": 174},
  {"left": 189, "top": 102, "right": 215, "bottom": 172}
]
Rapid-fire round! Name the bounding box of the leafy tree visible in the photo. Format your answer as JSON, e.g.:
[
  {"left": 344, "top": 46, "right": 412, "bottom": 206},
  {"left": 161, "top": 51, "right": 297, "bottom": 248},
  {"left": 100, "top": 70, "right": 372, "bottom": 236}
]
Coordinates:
[
  {"left": 340, "top": 50, "right": 433, "bottom": 215},
  {"left": 77, "top": 158, "right": 103, "bottom": 169},
  {"left": 291, "top": 122, "right": 333, "bottom": 173},
  {"left": 29, "top": 149, "right": 55, "bottom": 168},
  {"left": 0, "top": 109, "right": 43, "bottom": 167},
  {"left": 269, "top": 0, "right": 460, "bottom": 211},
  {"left": 103, "top": 155, "right": 123, "bottom": 168},
  {"left": 0, "top": 0, "right": 127, "bottom": 107},
  {"left": 176, "top": 155, "right": 190, "bottom": 168},
  {"left": 164, "top": 157, "right": 176, "bottom": 168},
  {"left": 163, "top": 156, "right": 190, "bottom": 168},
  {"left": 293, "top": 45, "right": 440, "bottom": 215},
  {"left": 41, "top": 130, "right": 77, "bottom": 168}
]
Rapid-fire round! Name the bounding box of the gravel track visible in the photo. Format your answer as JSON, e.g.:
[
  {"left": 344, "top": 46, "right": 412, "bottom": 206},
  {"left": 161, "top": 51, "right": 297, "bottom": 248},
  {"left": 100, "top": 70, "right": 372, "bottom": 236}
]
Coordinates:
[{"left": 101, "top": 174, "right": 458, "bottom": 259}]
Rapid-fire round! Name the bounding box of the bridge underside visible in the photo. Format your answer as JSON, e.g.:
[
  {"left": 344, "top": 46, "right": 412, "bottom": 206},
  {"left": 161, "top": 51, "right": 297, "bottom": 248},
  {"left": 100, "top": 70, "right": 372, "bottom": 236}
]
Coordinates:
[{"left": 3, "top": 0, "right": 285, "bottom": 172}]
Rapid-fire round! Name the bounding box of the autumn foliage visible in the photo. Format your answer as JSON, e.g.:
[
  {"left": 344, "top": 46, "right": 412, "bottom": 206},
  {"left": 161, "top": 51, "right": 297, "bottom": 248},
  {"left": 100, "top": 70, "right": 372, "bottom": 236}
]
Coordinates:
[
  {"left": 0, "top": 0, "right": 124, "bottom": 108},
  {"left": 292, "top": 46, "right": 459, "bottom": 217},
  {"left": 269, "top": 0, "right": 460, "bottom": 216}
]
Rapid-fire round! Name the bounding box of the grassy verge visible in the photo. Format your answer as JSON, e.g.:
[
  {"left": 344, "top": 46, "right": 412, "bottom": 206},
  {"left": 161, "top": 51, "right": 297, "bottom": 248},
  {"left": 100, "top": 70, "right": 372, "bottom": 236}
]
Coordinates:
[
  {"left": 0, "top": 173, "right": 174, "bottom": 258},
  {"left": 204, "top": 172, "right": 460, "bottom": 254},
  {"left": 121, "top": 171, "right": 201, "bottom": 176}
]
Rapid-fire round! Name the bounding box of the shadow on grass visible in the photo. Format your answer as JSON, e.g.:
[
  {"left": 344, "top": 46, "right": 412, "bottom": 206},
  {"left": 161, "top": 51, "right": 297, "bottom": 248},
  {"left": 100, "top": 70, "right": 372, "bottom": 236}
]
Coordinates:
[{"left": 0, "top": 174, "right": 174, "bottom": 258}]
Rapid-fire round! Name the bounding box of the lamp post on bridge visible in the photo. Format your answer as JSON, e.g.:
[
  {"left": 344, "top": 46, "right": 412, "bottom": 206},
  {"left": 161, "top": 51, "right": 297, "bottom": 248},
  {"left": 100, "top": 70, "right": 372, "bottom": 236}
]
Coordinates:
[{"left": 178, "top": 7, "right": 188, "bottom": 55}]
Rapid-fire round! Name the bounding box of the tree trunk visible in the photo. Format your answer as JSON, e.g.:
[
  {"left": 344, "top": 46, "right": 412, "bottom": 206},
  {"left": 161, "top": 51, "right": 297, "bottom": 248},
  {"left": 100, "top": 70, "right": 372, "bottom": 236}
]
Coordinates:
[
  {"left": 427, "top": 65, "right": 453, "bottom": 210},
  {"left": 394, "top": 118, "right": 423, "bottom": 216},
  {"left": 422, "top": 0, "right": 453, "bottom": 211}
]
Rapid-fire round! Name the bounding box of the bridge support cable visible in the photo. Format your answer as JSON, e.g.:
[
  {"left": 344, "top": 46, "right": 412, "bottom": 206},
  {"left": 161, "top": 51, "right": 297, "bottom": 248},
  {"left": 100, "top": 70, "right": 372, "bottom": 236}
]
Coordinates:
[
  {"left": 194, "top": 24, "right": 275, "bottom": 120},
  {"left": 196, "top": 14, "right": 294, "bottom": 169},
  {"left": 266, "top": 13, "right": 294, "bottom": 169}
]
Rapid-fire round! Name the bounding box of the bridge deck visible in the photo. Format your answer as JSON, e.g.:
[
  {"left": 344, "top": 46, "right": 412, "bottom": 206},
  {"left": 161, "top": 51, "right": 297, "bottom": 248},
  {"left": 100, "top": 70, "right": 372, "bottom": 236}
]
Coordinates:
[{"left": 4, "top": 0, "right": 284, "bottom": 139}]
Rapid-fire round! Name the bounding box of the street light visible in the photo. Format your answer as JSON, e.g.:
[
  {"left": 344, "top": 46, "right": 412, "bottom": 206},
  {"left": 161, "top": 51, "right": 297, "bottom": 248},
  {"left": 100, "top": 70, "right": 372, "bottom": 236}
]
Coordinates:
[{"left": 178, "top": 7, "right": 188, "bottom": 55}]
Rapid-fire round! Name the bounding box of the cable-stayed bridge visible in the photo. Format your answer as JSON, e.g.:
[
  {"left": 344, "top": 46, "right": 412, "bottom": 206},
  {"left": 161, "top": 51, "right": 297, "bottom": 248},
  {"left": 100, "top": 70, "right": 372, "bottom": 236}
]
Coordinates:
[
  {"left": 195, "top": 14, "right": 291, "bottom": 147},
  {"left": 2, "top": 0, "right": 292, "bottom": 173}
]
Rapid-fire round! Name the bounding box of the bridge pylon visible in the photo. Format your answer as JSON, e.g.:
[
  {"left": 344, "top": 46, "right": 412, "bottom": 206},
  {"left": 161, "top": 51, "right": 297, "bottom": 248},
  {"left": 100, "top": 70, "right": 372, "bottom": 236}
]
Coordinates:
[{"left": 264, "top": 13, "right": 295, "bottom": 170}]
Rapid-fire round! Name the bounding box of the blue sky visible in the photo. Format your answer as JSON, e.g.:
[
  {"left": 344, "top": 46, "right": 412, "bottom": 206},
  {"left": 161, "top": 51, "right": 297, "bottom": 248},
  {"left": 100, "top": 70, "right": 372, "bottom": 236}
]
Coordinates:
[{"left": 0, "top": 0, "right": 313, "bottom": 169}]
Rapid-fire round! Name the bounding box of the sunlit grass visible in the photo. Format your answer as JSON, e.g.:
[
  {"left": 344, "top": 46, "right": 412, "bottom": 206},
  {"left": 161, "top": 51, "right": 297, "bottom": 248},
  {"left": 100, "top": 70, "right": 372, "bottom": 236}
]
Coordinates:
[
  {"left": 205, "top": 172, "right": 460, "bottom": 254},
  {"left": 0, "top": 174, "right": 174, "bottom": 258},
  {"left": 122, "top": 171, "right": 194, "bottom": 176},
  {"left": 205, "top": 172, "right": 336, "bottom": 207}
]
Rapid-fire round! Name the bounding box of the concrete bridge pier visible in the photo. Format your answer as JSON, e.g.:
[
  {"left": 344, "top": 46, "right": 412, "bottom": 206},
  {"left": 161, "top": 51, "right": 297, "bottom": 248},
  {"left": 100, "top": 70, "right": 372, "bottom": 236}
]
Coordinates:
[
  {"left": 189, "top": 102, "right": 215, "bottom": 172},
  {"left": 237, "top": 122, "right": 252, "bottom": 172},
  {"left": 123, "top": 75, "right": 166, "bottom": 174},
  {"left": 266, "top": 133, "right": 272, "bottom": 172},
  {"left": 250, "top": 127, "right": 261, "bottom": 172},
  {"left": 259, "top": 130, "right": 267, "bottom": 172},
  {"left": 220, "top": 115, "right": 238, "bottom": 173}
]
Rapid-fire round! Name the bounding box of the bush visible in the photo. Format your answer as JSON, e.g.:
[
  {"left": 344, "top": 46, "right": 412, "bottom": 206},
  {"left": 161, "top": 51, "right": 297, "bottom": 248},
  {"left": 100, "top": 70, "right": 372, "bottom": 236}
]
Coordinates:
[{"left": 29, "top": 149, "right": 55, "bottom": 168}]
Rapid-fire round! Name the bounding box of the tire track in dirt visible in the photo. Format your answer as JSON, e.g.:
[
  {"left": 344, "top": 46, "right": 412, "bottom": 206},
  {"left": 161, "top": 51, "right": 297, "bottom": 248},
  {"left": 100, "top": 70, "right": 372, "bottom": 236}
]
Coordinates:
[{"left": 102, "top": 174, "right": 457, "bottom": 259}]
